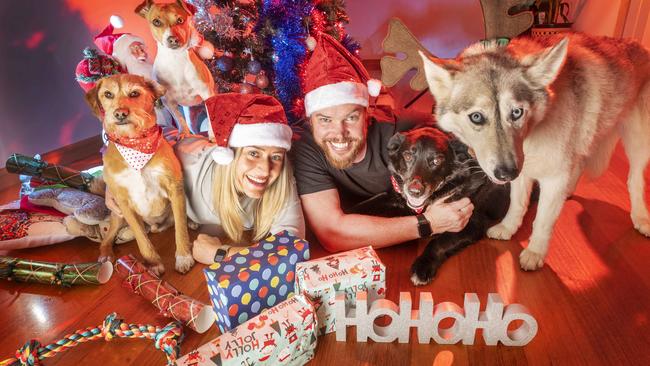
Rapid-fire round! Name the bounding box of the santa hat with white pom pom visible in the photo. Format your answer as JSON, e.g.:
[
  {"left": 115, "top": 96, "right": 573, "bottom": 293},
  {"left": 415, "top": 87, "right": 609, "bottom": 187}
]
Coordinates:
[
  {"left": 205, "top": 93, "right": 293, "bottom": 165},
  {"left": 94, "top": 15, "right": 145, "bottom": 63},
  {"left": 303, "top": 33, "right": 382, "bottom": 117}
]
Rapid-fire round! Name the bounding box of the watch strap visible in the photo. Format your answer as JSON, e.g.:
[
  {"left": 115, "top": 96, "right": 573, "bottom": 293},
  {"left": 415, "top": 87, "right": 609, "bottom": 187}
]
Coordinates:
[{"left": 416, "top": 214, "right": 432, "bottom": 238}]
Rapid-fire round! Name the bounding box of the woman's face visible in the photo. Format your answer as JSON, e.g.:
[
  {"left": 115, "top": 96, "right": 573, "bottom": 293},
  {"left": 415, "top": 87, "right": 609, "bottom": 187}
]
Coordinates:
[{"left": 235, "top": 146, "right": 286, "bottom": 198}]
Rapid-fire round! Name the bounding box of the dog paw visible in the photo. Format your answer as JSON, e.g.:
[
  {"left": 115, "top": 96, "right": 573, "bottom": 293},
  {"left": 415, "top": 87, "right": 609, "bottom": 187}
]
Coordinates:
[
  {"left": 187, "top": 220, "right": 199, "bottom": 231},
  {"left": 410, "top": 257, "right": 438, "bottom": 286},
  {"left": 519, "top": 248, "right": 545, "bottom": 271},
  {"left": 98, "top": 254, "right": 114, "bottom": 264},
  {"left": 175, "top": 254, "right": 195, "bottom": 274},
  {"left": 487, "top": 223, "right": 516, "bottom": 240},
  {"left": 631, "top": 214, "right": 650, "bottom": 237},
  {"left": 148, "top": 263, "right": 166, "bottom": 277}
]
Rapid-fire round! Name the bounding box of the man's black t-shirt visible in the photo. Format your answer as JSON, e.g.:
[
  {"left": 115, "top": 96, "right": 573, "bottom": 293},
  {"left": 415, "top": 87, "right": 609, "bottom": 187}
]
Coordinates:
[{"left": 290, "top": 119, "right": 414, "bottom": 209}]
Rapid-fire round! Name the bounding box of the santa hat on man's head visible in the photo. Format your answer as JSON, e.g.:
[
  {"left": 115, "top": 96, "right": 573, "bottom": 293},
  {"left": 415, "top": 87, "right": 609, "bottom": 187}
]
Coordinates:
[
  {"left": 94, "top": 16, "right": 145, "bottom": 63},
  {"left": 205, "top": 93, "right": 293, "bottom": 165},
  {"left": 303, "top": 33, "right": 381, "bottom": 117}
]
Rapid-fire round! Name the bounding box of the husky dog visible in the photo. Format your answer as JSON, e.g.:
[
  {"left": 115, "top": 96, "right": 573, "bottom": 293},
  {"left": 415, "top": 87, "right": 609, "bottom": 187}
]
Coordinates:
[{"left": 419, "top": 33, "right": 650, "bottom": 270}]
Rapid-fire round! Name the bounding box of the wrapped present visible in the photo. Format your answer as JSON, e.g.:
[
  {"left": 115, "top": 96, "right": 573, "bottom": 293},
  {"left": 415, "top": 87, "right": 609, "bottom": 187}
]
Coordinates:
[
  {"left": 295, "top": 246, "right": 386, "bottom": 335},
  {"left": 204, "top": 230, "right": 310, "bottom": 332},
  {"left": 177, "top": 294, "right": 318, "bottom": 366}
]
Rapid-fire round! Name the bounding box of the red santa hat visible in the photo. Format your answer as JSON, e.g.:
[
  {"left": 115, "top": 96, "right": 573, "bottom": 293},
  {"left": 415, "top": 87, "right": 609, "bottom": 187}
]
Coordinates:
[
  {"left": 94, "top": 16, "right": 145, "bottom": 63},
  {"left": 205, "top": 93, "right": 293, "bottom": 164},
  {"left": 303, "top": 33, "right": 381, "bottom": 117}
]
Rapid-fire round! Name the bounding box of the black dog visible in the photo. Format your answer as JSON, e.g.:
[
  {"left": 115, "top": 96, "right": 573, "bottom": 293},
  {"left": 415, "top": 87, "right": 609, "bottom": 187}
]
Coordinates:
[{"left": 352, "top": 127, "right": 509, "bottom": 285}]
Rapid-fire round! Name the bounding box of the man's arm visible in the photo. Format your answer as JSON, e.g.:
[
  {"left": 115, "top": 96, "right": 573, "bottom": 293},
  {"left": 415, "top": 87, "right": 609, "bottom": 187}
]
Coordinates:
[
  {"left": 301, "top": 189, "right": 475, "bottom": 253},
  {"left": 300, "top": 188, "right": 420, "bottom": 252}
]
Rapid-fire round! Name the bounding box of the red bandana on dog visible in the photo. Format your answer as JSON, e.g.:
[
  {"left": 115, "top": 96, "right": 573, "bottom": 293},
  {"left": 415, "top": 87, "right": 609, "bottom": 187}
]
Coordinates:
[{"left": 106, "top": 125, "right": 162, "bottom": 171}]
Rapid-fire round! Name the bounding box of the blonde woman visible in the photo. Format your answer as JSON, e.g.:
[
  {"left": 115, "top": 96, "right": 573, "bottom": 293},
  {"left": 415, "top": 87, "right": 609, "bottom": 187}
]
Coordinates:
[
  {"left": 106, "top": 93, "right": 304, "bottom": 264},
  {"left": 178, "top": 93, "right": 304, "bottom": 264}
]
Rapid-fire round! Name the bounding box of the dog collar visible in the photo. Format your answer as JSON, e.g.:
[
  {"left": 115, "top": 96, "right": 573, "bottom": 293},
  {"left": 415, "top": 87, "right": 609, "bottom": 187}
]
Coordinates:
[
  {"left": 107, "top": 126, "right": 163, "bottom": 171},
  {"left": 390, "top": 175, "right": 424, "bottom": 214}
]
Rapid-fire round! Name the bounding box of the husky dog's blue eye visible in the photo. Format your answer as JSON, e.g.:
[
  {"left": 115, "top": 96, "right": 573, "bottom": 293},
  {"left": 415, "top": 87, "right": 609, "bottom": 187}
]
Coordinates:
[
  {"left": 468, "top": 112, "right": 485, "bottom": 125},
  {"left": 511, "top": 107, "right": 524, "bottom": 120}
]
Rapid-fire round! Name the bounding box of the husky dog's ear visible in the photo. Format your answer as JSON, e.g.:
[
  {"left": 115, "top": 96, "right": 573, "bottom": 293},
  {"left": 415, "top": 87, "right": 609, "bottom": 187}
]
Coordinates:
[
  {"left": 135, "top": 0, "right": 153, "bottom": 18},
  {"left": 419, "top": 51, "right": 455, "bottom": 102},
  {"left": 524, "top": 37, "right": 569, "bottom": 88}
]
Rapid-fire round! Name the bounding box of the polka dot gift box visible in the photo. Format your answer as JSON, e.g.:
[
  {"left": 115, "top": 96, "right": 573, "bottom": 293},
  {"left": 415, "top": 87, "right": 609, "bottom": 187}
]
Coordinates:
[
  {"left": 204, "top": 230, "right": 310, "bottom": 333},
  {"left": 295, "top": 246, "right": 386, "bottom": 335}
]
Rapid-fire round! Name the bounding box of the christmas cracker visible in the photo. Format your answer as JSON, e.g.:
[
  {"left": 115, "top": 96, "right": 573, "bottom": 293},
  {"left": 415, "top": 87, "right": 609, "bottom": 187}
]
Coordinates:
[
  {"left": 115, "top": 254, "right": 214, "bottom": 333},
  {"left": 0, "top": 256, "right": 113, "bottom": 286}
]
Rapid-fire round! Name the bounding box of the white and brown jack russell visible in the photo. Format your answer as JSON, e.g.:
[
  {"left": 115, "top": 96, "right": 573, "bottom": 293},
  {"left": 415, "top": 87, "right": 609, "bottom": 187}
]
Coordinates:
[
  {"left": 85, "top": 73, "right": 194, "bottom": 276},
  {"left": 136, "top": 0, "right": 216, "bottom": 140}
]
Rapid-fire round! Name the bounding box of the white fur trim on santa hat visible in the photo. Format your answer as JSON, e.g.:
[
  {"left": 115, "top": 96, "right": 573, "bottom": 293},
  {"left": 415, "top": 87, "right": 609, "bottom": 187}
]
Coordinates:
[
  {"left": 367, "top": 79, "right": 381, "bottom": 97},
  {"left": 304, "top": 81, "right": 369, "bottom": 117},
  {"left": 228, "top": 122, "right": 293, "bottom": 151},
  {"left": 113, "top": 34, "right": 145, "bottom": 60},
  {"left": 211, "top": 146, "right": 235, "bottom": 165},
  {"left": 110, "top": 15, "right": 124, "bottom": 29}
]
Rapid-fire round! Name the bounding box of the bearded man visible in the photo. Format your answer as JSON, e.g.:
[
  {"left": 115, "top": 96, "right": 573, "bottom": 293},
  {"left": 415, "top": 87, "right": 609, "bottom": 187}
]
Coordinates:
[{"left": 290, "top": 34, "right": 474, "bottom": 252}]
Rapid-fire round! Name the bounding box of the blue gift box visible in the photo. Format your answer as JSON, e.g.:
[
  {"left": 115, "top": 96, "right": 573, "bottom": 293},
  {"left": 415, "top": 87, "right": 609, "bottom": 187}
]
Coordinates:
[{"left": 203, "top": 230, "right": 310, "bottom": 333}]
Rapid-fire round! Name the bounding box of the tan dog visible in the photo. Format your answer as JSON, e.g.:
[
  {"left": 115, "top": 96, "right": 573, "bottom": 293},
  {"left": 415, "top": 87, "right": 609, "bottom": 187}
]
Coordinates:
[
  {"left": 85, "top": 74, "right": 194, "bottom": 275},
  {"left": 136, "top": 0, "right": 215, "bottom": 139}
]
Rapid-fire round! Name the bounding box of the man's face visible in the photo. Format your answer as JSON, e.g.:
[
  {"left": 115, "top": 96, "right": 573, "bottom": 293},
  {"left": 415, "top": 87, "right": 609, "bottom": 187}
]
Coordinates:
[
  {"left": 129, "top": 42, "right": 148, "bottom": 62},
  {"left": 310, "top": 104, "right": 368, "bottom": 169}
]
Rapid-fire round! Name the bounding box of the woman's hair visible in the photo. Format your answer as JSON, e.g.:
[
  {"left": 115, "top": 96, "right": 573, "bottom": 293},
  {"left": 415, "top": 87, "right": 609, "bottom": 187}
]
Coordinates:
[{"left": 212, "top": 147, "right": 293, "bottom": 244}]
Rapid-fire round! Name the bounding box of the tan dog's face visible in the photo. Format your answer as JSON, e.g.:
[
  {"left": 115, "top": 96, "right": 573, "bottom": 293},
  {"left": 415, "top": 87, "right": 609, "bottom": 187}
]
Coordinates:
[
  {"left": 85, "top": 74, "right": 165, "bottom": 138},
  {"left": 136, "top": 0, "right": 196, "bottom": 50}
]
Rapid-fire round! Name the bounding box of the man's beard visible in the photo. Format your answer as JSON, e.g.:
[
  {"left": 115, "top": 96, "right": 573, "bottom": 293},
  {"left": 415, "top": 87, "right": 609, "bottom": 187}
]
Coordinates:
[
  {"left": 316, "top": 137, "right": 365, "bottom": 170},
  {"left": 122, "top": 57, "right": 154, "bottom": 79}
]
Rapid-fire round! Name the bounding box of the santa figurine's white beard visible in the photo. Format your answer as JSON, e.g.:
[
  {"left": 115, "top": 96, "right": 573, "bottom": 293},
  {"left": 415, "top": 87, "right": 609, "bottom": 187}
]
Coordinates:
[{"left": 121, "top": 56, "right": 154, "bottom": 79}]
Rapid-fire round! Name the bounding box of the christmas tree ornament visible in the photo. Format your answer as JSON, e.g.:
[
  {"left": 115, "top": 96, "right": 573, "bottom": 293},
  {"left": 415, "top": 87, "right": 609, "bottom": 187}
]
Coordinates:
[
  {"left": 198, "top": 40, "right": 215, "bottom": 59},
  {"left": 215, "top": 55, "right": 234, "bottom": 72},
  {"left": 255, "top": 73, "right": 269, "bottom": 89},
  {"left": 306, "top": 36, "right": 317, "bottom": 51},
  {"left": 239, "top": 83, "right": 253, "bottom": 94},
  {"left": 247, "top": 59, "right": 262, "bottom": 74},
  {"left": 0, "top": 313, "right": 184, "bottom": 366}
]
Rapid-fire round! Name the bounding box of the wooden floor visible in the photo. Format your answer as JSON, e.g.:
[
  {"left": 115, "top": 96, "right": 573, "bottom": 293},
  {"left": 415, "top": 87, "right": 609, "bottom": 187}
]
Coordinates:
[{"left": 1, "top": 140, "right": 649, "bottom": 366}]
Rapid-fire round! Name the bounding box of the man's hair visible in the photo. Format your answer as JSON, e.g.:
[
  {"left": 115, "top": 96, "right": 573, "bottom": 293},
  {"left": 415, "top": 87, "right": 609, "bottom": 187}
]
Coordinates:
[{"left": 211, "top": 147, "right": 294, "bottom": 244}]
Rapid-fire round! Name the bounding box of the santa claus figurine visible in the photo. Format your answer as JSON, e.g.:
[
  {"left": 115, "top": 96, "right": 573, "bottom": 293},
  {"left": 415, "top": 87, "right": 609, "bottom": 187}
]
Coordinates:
[{"left": 93, "top": 15, "right": 174, "bottom": 128}]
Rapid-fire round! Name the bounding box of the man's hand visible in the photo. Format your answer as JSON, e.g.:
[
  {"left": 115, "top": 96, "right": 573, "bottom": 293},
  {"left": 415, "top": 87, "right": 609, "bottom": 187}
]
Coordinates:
[
  {"left": 104, "top": 188, "right": 122, "bottom": 217},
  {"left": 423, "top": 196, "right": 474, "bottom": 234}
]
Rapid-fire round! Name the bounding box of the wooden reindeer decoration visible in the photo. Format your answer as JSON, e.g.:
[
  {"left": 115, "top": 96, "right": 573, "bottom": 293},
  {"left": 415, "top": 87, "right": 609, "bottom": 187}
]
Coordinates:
[{"left": 380, "top": 1, "right": 533, "bottom": 101}]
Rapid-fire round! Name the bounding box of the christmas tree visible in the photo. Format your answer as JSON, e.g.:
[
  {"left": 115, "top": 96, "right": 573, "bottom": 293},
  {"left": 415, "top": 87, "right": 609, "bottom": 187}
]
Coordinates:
[{"left": 188, "top": 0, "right": 359, "bottom": 121}]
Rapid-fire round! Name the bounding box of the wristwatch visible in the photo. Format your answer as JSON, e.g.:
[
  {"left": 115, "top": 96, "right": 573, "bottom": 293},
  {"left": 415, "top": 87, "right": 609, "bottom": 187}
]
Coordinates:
[{"left": 416, "top": 214, "right": 432, "bottom": 238}]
